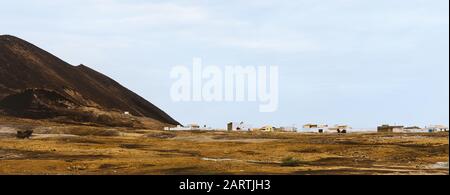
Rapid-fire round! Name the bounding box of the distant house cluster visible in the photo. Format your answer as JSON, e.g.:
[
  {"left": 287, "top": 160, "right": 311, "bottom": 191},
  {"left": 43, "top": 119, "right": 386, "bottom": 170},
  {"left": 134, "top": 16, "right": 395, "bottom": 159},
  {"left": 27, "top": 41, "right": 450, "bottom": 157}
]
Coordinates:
[
  {"left": 377, "top": 124, "right": 449, "bottom": 133},
  {"left": 164, "top": 122, "right": 448, "bottom": 134},
  {"left": 427, "top": 125, "right": 449, "bottom": 132}
]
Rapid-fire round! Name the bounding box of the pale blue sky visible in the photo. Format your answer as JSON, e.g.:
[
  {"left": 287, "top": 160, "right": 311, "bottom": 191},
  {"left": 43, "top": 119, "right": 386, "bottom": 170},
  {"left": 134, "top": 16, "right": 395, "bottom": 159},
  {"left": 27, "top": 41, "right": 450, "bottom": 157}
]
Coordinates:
[{"left": 1, "top": 0, "right": 448, "bottom": 128}]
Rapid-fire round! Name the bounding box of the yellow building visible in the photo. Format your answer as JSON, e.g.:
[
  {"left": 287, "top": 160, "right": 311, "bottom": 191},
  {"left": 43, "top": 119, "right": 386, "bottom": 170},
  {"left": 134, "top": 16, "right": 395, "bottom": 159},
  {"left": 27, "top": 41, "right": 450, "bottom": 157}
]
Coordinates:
[{"left": 259, "top": 125, "right": 275, "bottom": 132}]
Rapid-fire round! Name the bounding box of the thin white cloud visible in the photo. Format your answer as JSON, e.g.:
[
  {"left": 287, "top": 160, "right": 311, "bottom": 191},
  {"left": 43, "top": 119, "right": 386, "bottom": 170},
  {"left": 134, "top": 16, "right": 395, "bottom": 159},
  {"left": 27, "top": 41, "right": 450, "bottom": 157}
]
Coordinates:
[
  {"left": 91, "top": 1, "right": 211, "bottom": 25},
  {"left": 217, "top": 37, "right": 320, "bottom": 53}
]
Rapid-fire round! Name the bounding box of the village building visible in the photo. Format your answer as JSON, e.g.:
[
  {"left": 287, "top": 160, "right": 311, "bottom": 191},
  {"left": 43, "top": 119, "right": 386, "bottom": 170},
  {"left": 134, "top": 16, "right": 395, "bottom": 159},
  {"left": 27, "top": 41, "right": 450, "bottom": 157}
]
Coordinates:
[
  {"left": 377, "top": 125, "right": 404, "bottom": 133},
  {"left": 227, "top": 122, "right": 251, "bottom": 131},
  {"left": 259, "top": 125, "right": 275, "bottom": 132},
  {"left": 301, "top": 123, "right": 329, "bottom": 133},
  {"left": 404, "top": 126, "right": 421, "bottom": 130},
  {"left": 277, "top": 126, "right": 298, "bottom": 132},
  {"left": 188, "top": 124, "right": 200, "bottom": 129},
  {"left": 403, "top": 126, "right": 427, "bottom": 133},
  {"left": 303, "top": 123, "right": 318, "bottom": 129},
  {"left": 165, "top": 125, "right": 192, "bottom": 131},
  {"left": 303, "top": 124, "right": 328, "bottom": 129},
  {"left": 165, "top": 124, "right": 212, "bottom": 131},
  {"left": 334, "top": 124, "right": 350, "bottom": 130},
  {"left": 325, "top": 124, "right": 351, "bottom": 133},
  {"left": 427, "top": 125, "right": 449, "bottom": 132}
]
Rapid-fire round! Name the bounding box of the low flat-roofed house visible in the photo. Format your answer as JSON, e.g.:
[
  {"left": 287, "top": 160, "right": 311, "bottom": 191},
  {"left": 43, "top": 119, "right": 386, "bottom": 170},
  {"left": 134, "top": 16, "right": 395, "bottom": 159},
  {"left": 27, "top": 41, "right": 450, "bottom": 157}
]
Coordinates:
[
  {"left": 303, "top": 124, "right": 328, "bottom": 129},
  {"left": 404, "top": 126, "right": 421, "bottom": 130},
  {"left": 166, "top": 125, "right": 192, "bottom": 131},
  {"left": 427, "top": 125, "right": 449, "bottom": 132},
  {"left": 303, "top": 123, "right": 318, "bottom": 129},
  {"left": 278, "top": 126, "right": 298, "bottom": 132},
  {"left": 227, "top": 122, "right": 251, "bottom": 131},
  {"left": 189, "top": 124, "right": 200, "bottom": 129},
  {"left": 403, "top": 126, "right": 426, "bottom": 133},
  {"left": 301, "top": 123, "right": 328, "bottom": 133},
  {"left": 326, "top": 124, "right": 351, "bottom": 133},
  {"left": 377, "top": 125, "right": 404, "bottom": 133},
  {"left": 165, "top": 124, "right": 209, "bottom": 131},
  {"left": 335, "top": 124, "right": 350, "bottom": 130},
  {"left": 259, "top": 125, "right": 275, "bottom": 132}
]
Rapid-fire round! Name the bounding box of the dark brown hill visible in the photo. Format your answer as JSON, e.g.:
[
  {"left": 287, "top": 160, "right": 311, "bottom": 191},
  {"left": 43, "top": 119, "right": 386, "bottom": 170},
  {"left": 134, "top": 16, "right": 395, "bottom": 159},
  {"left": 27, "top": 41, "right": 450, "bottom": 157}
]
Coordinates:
[{"left": 0, "top": 35, "right": 179, "bottom": 127}]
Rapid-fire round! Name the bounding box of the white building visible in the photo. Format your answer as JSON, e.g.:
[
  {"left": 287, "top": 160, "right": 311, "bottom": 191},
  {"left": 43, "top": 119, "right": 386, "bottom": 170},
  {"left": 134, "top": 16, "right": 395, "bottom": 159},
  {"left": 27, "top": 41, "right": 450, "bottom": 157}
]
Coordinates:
[
  {"left": 165, "top": 125, "right": 192, "bottom": 131},
  {"left": 165, "top": 124, "right": 213, "bottom": 131},
  {"left": 278, "top": 126, "right": 298, "bottom": 132},
  {"left": 300, "top": 123, "right": 330, "bottom": 133},
  {"left": 403, "top": 126, "right": 427, "bottom": 133},
  {"left": 427, "top": 125, "right": 449, "bottom": 132},
  {"left": 327, "top": 124, "right": 352, "bottom": 133},
  {"left": 302, "top": 123, "right": 328, "bottom": 129}
]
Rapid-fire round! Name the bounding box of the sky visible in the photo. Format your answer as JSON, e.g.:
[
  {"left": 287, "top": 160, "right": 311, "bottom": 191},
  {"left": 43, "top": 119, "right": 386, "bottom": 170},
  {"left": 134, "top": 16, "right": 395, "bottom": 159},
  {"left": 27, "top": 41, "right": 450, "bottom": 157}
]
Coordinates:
[{"left": 1, "top": 0, "right": 449, "bottom": 128}]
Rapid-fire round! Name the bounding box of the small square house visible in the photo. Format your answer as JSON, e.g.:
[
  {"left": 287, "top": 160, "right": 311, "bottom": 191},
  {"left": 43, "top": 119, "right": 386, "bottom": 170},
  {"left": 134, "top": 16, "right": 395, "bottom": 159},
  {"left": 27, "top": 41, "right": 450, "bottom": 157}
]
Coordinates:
[
  {"left": 259, "top": 125, "right": 275, "bottom": 132},
  {"left": 377, "top": 125, "right": 404, "bottom": 133}
]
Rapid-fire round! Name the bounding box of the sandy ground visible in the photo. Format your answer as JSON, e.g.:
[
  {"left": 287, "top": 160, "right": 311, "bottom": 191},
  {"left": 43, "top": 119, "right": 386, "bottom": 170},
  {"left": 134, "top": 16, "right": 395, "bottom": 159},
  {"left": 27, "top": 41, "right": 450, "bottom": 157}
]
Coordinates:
[{"left": 0, "top": 119, "right": 448, "bottom": 175}]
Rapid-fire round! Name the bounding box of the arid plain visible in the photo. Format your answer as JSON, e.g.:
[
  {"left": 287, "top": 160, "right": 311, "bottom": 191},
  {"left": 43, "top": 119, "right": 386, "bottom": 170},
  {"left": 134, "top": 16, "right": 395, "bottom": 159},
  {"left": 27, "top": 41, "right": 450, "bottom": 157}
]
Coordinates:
[{"left": 0, "top": 117, "right": 448, "bottom": 175}]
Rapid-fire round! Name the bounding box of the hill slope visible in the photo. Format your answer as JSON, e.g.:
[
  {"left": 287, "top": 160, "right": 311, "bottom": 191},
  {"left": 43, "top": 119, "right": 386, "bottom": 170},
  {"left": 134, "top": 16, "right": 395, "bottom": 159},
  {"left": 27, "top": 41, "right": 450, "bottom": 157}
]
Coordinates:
[{"left": 0, "top": 35, "right": 179, "bottom": 128}]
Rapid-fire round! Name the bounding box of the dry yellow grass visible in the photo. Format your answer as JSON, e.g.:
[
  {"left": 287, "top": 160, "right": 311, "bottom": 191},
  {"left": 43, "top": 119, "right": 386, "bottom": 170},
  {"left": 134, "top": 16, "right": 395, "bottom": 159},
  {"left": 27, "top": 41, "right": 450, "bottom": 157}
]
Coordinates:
[{"left": 0, "top": 118, "right": 448, "bottom": 175}]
